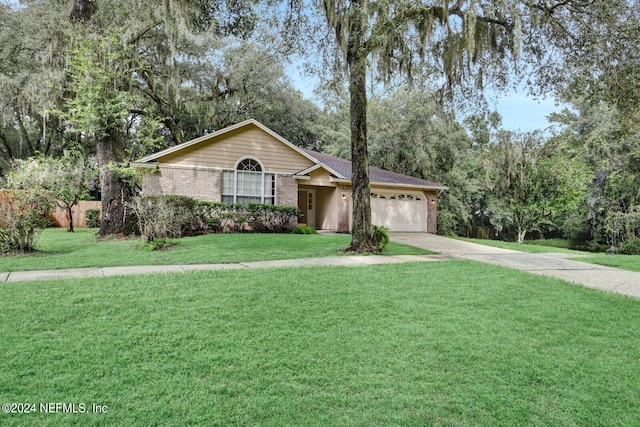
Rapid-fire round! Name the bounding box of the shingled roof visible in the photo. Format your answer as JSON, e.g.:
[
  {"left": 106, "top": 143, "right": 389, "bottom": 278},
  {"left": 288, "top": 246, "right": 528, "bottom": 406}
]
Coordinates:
[{"left": 301, "top": 148, "right": 447, "bottom": 190}]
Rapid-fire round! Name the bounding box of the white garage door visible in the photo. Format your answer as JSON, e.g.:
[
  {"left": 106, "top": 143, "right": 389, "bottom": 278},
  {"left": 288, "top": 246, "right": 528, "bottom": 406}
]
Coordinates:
[{"left": 370, "top": 190, "right": 427, "bottom": 232}]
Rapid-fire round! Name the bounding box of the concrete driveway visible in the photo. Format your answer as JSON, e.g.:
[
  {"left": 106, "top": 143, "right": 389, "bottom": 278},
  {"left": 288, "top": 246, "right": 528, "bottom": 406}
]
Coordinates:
[{"left": 391, "top": 233, "right": 640, "bottom": 299}]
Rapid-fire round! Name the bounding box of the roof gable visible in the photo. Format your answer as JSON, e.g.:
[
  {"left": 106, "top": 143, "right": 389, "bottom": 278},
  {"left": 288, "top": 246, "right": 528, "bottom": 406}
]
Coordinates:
[
  {"left": 135, "top": 119, "right": 318, "bottom": 172},
  {"left": 300, "top": 148, "right": 447, "bottom": 190}
]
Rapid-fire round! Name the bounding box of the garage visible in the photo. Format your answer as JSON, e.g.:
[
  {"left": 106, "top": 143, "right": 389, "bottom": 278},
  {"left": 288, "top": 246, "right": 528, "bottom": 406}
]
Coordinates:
[{"left": 370, "top": 190, "right": 427, "bottom": 232}]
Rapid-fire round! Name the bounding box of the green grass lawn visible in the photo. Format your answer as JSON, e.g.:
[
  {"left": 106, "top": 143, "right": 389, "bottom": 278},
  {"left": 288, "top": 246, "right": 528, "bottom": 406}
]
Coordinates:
[
  {"left": 572, "top": 253, "right": 640, "bottom": 272},
  {"left": 1, "top": 261, "right": 639, "bottom": 426},
  {"left": 0, "top": 228, "right": 433, "bottom": 272},
  {"left": 459, "top": 237, "right": 640, "bottom": 272},
  {"left": 457, "top": 237, "right": 582, "bottom": 254}
]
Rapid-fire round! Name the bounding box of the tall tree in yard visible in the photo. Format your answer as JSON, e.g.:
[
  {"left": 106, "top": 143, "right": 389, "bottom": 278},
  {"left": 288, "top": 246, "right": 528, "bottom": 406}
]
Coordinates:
[
  {"left": 65, "top": 0, "right": 258, "bottom": 235},
  {"left": 67, "top": 1, "right": 136, "bottom": 235},
  {"left": 484, "top": 130, "right": 587, "bottom": 244},
  {"left": 64, "top": 31, "right": 137, "bottom": 234},
  {"left": 282, "top": 0, "right": 626, "bottom": 252}
]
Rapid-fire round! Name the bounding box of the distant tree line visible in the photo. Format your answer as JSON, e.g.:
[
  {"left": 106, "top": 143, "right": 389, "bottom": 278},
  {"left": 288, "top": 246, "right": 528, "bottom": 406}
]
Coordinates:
[{"left": 0, "top": 0, "right": 637, "bottom": 251}]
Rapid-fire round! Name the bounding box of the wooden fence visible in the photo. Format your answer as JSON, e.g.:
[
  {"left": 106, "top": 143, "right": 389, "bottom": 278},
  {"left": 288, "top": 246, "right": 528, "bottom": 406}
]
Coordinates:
[{"left": 51, "top": 201, "right": 101, "bottom": 229}]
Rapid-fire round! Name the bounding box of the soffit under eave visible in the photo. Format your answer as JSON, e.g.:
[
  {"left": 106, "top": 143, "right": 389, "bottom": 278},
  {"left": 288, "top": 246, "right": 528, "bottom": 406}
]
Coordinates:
[{"left": 329, "top": 178, "right": 448, "bottom": 192}]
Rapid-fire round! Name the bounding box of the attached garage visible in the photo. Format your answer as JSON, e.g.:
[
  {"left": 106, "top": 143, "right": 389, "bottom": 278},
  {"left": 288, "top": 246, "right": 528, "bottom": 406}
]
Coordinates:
[{"left": 370, "top": 190, "right": 427, "bottom": 232}]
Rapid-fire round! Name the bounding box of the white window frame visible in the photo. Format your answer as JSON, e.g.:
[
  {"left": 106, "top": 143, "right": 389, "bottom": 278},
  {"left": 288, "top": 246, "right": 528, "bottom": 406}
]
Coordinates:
[{"left": 222, "top": 157, "right": 276, "bottom": 205}]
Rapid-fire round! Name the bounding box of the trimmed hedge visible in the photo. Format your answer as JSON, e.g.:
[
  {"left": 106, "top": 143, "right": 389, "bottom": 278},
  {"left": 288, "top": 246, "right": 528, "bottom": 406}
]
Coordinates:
[{"left": 131, "top": 195, "right": 299, "bottom": 241}]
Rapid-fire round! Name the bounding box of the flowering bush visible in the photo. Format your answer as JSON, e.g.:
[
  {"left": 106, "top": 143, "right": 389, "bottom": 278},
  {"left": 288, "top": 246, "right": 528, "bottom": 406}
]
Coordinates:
[{"left": 0, "top": 190, "right": 54, "bottom": 253}]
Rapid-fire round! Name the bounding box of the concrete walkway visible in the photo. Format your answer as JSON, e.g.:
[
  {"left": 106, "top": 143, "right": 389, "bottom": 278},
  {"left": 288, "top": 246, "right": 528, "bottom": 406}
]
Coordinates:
[
  {"left": 391, "top": 233, "right": 640, "bottom": 299},
  {"left": 0, "top": 254, "right": 446, "bottom": 284},
  {"left": 4, "top": 234, "right": 639, "bottom": 299}
]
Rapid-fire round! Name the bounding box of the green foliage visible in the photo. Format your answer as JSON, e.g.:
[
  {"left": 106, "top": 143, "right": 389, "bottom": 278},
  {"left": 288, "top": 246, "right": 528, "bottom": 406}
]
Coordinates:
[
  {"left": 139, "top": 237, "right": 175, "bottom": 252},
  {"left": 106, "top": 163, "right": 142, "bottom": 189},
  {"left": 63, "top": 33, "right": 134, "bottom": 139},
  {"left": 129, "top": 196, "right": 189, "bottom": 244},
  {"left": 85, "top": 208, "right": 101, "bottom": 228},
  {"left": 292, "top": 226, "right": 316, "bottom": 234},
  {"left": 5, "top": 154, "right": 97, "bottom": 232},
  {"left": 619, "top": 239, "right": 640, "bottom": 255},
  {"left": 245, "top": 203, "right": 299, "bottom": 233},
  {"left": 548, "top": 100, "right": 640, "bottom": 248},
  {"left": 131, "top": 195, "right": 299, "bottom": 244},
  {"left": 372, "top": 225, "right": 389, "bottom": 249},
  {"left": 0, "top": 190, "right": 54, "bottom": 253}
]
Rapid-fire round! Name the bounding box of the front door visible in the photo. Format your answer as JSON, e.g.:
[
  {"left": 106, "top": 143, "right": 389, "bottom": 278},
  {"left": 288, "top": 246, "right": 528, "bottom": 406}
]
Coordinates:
[{"left": 298, "top": 189, "right": 315, "bottom": 227}]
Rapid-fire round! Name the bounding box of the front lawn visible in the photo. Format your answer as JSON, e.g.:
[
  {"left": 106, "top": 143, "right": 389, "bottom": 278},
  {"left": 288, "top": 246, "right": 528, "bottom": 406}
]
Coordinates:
[
  {"left": 1, "top": 261, "right": 638, "bottom": 426},
  {"left": 0, "top": 228, "right": 433, "bottom": 272},
  {"left": 573, "top": 253, "right": 640, "bottom": 273}
]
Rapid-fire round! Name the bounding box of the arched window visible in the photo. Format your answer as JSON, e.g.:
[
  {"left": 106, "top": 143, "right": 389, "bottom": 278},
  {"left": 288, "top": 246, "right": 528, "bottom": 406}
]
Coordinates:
[
  {"left": 237, "top": 158, "right": 262, "bottom": 172},
  {"left": 222, "top": 157, "right": 275, "bottom": 205}
]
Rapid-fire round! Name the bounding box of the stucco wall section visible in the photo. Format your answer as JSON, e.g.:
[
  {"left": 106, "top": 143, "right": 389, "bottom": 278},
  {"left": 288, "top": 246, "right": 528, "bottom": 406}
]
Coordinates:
[
  {"left": 276, "top": 175, "right": 298, "bottom": 207},
  {"left": 142, "top": 165, "right": 221, "bottom": 202},
  {"left": 425, "top": 191, "right": 438, "bottom": 234},
  {"left": 336, "top": 186, "right": 351, "bottom": 233}
]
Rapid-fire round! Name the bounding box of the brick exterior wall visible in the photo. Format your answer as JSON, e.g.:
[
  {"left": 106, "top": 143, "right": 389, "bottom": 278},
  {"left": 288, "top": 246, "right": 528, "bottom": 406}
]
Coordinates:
[
  {"left": 143, "top": 165, "right": 301, "bottom": 208},
  {"left": 276, "top": 175, "right": 298, "bottom": 207},
  {"left": 142, "top": 165, "right": 222, "bottom": 202}
]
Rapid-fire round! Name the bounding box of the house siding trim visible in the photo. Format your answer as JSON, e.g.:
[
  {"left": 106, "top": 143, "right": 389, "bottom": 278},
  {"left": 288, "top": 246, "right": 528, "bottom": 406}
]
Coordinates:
[{"left": 136, "top": 119, "right": 320, "bottom": 167}]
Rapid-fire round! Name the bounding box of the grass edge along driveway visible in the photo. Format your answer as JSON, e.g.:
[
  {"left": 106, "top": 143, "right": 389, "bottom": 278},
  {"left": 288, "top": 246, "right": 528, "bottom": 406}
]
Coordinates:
[
  {"left": 1, "top": 261, "right": 639, "bottom": 426},
  {"left": 458, "top": 237, "right": 640, "bottom": 273}
]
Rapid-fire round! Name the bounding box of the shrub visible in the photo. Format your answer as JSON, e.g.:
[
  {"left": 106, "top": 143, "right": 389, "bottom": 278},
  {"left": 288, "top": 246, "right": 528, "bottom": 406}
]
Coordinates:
[
  {"left": 85, "top": 208, "right": 101, "bottom": 228},
  {"left": 129, "top": 196, "right": 189, "bottom": 244},
  {"left": 246, "top": 203, "right": 299, "bottom": 233},
  {"left": 619, "top": 239, "right": 640, "bottom": 255},
  {"left": 138, "top": 237, "right": 174, "bottom": 251},
  {"left": 292, "top": 226, "right": 316, "bottom": 234},
  {"left": 0, "top": 190, "right": 54, "bottom": 253},
  {"left": 372, "top": 225, "right": 390, "bottom": 249},
  {"left": 130, "top": 195, "right": 299, "bottom": 242}
]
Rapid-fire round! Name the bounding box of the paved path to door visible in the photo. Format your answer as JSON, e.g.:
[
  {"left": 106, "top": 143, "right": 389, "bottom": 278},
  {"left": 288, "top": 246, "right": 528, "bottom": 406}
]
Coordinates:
[{"left": 391, "top": 233, "right": 640, "bottom": 299}]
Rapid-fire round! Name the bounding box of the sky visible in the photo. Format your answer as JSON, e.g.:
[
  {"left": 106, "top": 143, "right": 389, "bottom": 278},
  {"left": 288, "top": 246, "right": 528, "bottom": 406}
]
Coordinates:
[
  {"left": 286, "top": 65, "right": 564, "bottom": 133},
  {"left": 491, "top": 92, "right": 564, "bottom": 132}
]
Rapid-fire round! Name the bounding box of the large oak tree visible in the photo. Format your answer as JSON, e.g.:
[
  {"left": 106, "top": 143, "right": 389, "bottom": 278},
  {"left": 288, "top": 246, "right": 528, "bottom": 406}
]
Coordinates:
[{"left": 282, "top": 0, "right": 631, "bottom": 252}]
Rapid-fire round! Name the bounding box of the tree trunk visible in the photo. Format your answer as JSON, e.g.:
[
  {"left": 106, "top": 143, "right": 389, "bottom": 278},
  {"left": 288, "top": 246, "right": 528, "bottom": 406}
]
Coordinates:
[
  {"left": 58, "top": 201, "right": 76, "bottom": 232},
  {"left": 67, "top": 206, "right": 74, "bottom": 232},
  {"left": 516, "top": 228, "right": 526, "bottom": 244},
  {"left": 96, "top": 135, "right": 137, "bottom": 236},
  {"left": 15, "top": 108, "right": 34, "bottom": 156},
  {"left": 69, "top": 0, "right": 96, "bottom": 22},
  {"left": 344, "top": 0, "right": 376, "bottom": 253}
]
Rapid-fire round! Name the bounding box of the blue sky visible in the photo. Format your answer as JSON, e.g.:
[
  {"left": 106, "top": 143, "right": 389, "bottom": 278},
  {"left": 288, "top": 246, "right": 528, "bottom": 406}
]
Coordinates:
[
  {"left": 286, "top": 65, "right": 563, "bottom": 133},
  {"left": 491, "top": 92, "right": 563, "bottom": 132}
]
